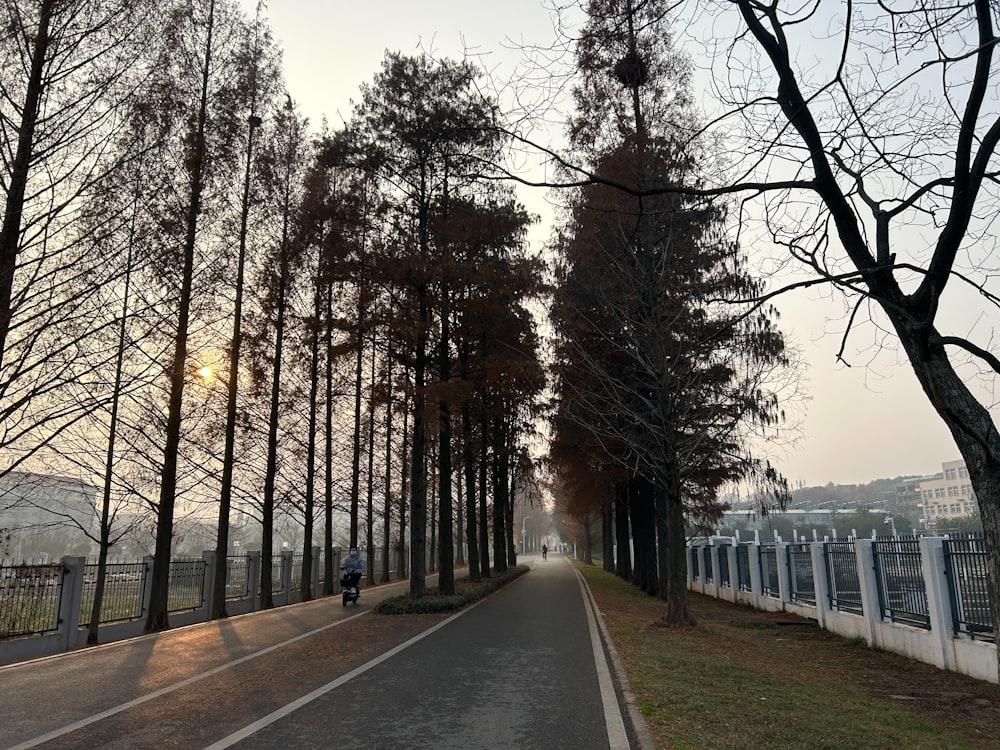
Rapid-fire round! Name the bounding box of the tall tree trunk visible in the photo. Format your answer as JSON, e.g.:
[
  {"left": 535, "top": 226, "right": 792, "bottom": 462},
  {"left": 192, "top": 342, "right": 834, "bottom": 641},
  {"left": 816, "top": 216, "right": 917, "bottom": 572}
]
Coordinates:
[
  {"left": 408, "top": 293, "right": 429, "bottom": 597},
  {"left": 0, "top": 0, "right": 53, "bottom": 365},
  {"left": 300, "top": 256, "right": 323, "bottom": 602},
  {"left": 629, "top": 476, "right": 657, "bottom": 596},
  {"left": 437, "top": 281, "right": 454, "bottom": 594},
  {"left": 213, "top": 105, "right": 262, "bottom": 619},
  {"left": 323, "top": 281, "right": 335, "bottom": 594},
  {"left": 349, "top": 299, "right": 364, "bottom": 548},
  {"left": 491, "top": 414, "right": 507, "bottom": 573},
  {"left": 260, "top": 132, "right": 294, "bottom": 610},
  {"left": 478, "top": 411, "right": 491, "bottom": 578},
  {"left": 89, "top": 191, "right": 139, "bottom": 644},
  {"left": 365, "top": 334, "right": 376, "bottom": 585},
  {"left": 146, "top": 0, "right": 216, "bottom": 633},
  {"left": 506, "top": 441, "right": 516, "bottom": 565},
  {"left": 462, "top": 393, "right": 480, "bottom": 582},
  {"left": 661, "top": 462, "right": 694, "bottom": 625},
  {"left": 397, "top": 370, "right": 409, "bottom": 578},
  {"left": 381, "top": 350, "right": 393, "bottom": 584},
  {"left": 655, "top": 484, "right": 668, "bottom": 599},
  {"left": 615, "top": 481, "right": 631, "bottom": 580},
  {"left": 602, "top": 494, "right": 615, "bottom": 573}
]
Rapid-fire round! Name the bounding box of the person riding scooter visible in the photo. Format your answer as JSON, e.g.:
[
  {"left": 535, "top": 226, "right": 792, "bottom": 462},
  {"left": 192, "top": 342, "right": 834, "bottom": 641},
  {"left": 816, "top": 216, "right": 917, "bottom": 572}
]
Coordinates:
[{"left": 340, "top": 547, "right": 365, "bottom": 604}]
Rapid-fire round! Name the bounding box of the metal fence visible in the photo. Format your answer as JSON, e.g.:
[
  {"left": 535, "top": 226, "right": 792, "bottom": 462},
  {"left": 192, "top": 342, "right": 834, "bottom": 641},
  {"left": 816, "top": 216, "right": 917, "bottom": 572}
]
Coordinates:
[
  {"left": 225, "top": 554, "right": 251, "bottom": 601},
  {"left": 944, "top": 535, "right": 993, "bottom": 639},
  {"left": 787, "top": 543, "right": 816, "bottom": 605},
  {"left": 736, "top": 544, "right": 751, "bottom": 591},
  {"left": 271, "top": 558, "right": 283, "bottom": 595},
  {"left": 718, "top": 546, "right": 731, "bottom": 588},
  {"left": 290, "top": 554, "right": 303, "bottom": 592},
  {"left": 0, "top": 562, "right": 64, "bottom": 639},
  {"left": 701, "top": 546, "right": 713, "bottom": 585},
  {"left": 80, "top": 560, "right": 148, "bottom": 625},
  {"left": 167, "top": 558, "right": 205, "bottom": 613},
  {"left": 824, "top": 540, "right": 863, "bottom": 614},
  {"left": 873, "top": 537, "right": 930, "bottom": 629},
  {"left": 759, "top": 544, "right": 780, "bottom": 598}
]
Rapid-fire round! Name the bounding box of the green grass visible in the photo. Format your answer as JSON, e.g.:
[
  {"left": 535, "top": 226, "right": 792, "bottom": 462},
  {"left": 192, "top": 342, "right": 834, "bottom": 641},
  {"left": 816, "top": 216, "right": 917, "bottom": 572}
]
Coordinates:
[{"left": 579, "top": 564, "right": 987, "bottom": 750}]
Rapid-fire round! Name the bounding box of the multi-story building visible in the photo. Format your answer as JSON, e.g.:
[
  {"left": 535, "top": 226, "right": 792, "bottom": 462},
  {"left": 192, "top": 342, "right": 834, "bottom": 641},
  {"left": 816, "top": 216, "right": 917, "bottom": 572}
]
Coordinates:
[
  {"left": 0, "top": 471, "right": 98, "bottom": 560},
  {"left": 905, "top": 459, "right": 977, "bottom": 527}
]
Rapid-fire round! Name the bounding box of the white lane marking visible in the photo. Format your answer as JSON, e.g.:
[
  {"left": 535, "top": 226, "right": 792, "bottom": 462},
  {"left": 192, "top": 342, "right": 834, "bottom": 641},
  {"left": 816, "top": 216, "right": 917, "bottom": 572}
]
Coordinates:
[
  {"left": 203, "top": 597, "right": 488, "bottom": 749},
  {"left": 8, "top": 609, "right": 370, "bottom": 750},
  {"left": 574, "top": 562, "right": 632, "bottom": 750}
]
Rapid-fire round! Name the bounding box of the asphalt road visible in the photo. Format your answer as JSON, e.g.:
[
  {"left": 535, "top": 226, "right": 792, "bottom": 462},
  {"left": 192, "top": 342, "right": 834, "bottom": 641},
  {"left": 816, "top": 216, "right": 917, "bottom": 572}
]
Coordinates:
[{"left": 0, "top": 555, "right": 646, "bottom": 750}]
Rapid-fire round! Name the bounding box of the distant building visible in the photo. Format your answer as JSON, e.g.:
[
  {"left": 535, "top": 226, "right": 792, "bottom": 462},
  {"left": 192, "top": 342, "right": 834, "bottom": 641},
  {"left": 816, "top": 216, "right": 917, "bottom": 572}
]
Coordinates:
[
  {"left": 902, "top": 459, "right": 977, "bottom": 527},
  {"left": 0, "top": 471, "right": 98, "bottom": 559}
]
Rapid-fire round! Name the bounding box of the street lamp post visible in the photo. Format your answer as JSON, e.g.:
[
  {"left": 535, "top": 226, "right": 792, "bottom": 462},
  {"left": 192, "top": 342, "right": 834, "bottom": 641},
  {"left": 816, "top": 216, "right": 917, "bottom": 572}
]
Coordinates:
[{"left": 521, "top": 516, "right": 531, "bottom": 554}]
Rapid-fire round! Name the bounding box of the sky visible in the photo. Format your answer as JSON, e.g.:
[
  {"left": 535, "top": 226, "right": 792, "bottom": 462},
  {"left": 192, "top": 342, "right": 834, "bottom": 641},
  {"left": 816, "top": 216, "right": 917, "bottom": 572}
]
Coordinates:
[{"left": 242, "top": 0, "right": 993, "bottom": 489}]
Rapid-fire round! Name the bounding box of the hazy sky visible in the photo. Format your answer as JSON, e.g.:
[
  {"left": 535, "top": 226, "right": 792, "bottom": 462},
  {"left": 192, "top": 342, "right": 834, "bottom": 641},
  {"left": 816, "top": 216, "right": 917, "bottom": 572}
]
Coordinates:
[{"left": 244, "top": 1, "right": 994, "bottom": 489}]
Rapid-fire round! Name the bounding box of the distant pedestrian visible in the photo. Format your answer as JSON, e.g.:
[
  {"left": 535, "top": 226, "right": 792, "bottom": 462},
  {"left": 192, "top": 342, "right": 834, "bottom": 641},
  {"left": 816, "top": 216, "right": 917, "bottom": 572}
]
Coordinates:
[{"left": 542, "top": 543, "right": 548, "bottom": 561}]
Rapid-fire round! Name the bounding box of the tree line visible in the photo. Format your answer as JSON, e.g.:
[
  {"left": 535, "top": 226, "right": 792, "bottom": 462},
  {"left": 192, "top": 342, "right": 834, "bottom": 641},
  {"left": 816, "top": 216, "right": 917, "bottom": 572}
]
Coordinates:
[
  {"left": 0, "top": 0, "right": 547, "bottom": 637},
  {"left": 13, "top": 0, "right": 991, "bottom": 655}
]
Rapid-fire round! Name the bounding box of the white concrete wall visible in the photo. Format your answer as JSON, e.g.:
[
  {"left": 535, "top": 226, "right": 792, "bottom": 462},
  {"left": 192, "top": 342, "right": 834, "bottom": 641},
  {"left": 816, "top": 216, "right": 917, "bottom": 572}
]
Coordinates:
[{"left": 688, "top": 537, "right": 998, "bottom": 684}]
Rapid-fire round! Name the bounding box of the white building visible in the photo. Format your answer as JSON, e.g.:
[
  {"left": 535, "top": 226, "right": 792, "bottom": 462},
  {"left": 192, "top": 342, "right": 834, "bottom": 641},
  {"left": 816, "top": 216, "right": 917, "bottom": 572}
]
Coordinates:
[{"left": 914, "top": 459, "right": 977, "bottom": 525}]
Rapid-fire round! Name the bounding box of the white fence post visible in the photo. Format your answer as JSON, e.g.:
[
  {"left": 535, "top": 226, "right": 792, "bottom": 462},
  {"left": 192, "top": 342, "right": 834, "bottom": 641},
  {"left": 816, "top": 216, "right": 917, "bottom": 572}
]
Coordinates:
[
  {"left": 246, "top": 551, "right": 260, "bottom": 612},
  {"left": 725, "top": 543, "right": 738, "bottom": 603},
  {"left": 921, "top": 536, "right": 955, "bottom": 671},
  {"left": 57, "top": 556, "right": 85, "bottom": 653},
  {"left": 709, "top": 541, "right": 722, "bottom": 599},
  {"left": 809, "top": 541, "right": 830, "bottom": 629},
  {"left": 747, "top": 542, "right": 763, "bottom": 610},
  {"left": 855, "top": 539, "right": 881, "bottom": 648},
  {"left": 280, "top": 551, "right": 293, "bottom": 605},
  {"left": 202, "top": 549, "right": 217, "bottom": 618},
  {"left": 776, "top": 542, "right": 791, "bottom": 606}
]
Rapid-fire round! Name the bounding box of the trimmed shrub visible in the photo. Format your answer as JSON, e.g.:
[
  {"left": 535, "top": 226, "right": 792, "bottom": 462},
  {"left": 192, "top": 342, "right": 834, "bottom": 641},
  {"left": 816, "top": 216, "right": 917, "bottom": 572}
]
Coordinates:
[{"left": 374, "top": 566, "right": 529, "bottom": 615}]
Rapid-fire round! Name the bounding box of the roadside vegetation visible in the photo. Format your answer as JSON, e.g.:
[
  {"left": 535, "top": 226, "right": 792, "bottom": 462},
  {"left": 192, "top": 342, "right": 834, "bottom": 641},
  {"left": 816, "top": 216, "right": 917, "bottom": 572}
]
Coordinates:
[
  {"left": 578, "top": 563, "right": 1000, "bottom": 750},
  {"left": 374, "top": 566, "right": 528, "bottom": 615}
]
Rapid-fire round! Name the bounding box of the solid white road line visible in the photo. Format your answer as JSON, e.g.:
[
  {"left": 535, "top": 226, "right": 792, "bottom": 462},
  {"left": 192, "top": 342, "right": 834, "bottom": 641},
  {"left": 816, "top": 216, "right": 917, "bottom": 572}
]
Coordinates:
[
  {"left": 203, "top": 598, "right": 487, "bottom": 749},
  {"left": 573, "top": 560, "right": 632, "bottom": 750}
]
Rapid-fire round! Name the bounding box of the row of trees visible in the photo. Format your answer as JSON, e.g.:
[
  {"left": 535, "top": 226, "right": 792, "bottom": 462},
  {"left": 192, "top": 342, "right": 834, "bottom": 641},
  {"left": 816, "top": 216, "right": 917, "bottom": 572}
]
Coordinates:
[
  {"left": 544, "top": 0, "right": 1000, "bottom": 667},
  {"left": 546, "top": 0, "right": 792, "bottom": 625},
  {"left": 0, "top": 0, "right": 546, "bottom": 638}
]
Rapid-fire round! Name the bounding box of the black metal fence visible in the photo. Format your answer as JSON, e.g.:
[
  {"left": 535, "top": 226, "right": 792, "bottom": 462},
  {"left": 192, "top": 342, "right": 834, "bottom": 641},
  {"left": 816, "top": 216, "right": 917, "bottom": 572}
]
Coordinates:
[
  {"left": 225, "top": 554, "right": 251, "bottom": 601},
  {"left": 718, "top": 546, "right": 731, "bottom": 588},
  {"left": 787, "top": 543, "right": 816, "bottom": 605},
  {"left": 736, "top": 544, "right": 751, "bottom": 591},
  {"left": 701, "top": 546, "right": 713, "bottom": 585},
  {"left": 759, "top": 545, "right": 780, "bottom": 598},
  {"left": 873, "top": 537, "right": 930, "bottom": 629},
  {"left": 824, "top": 540, "right": 863, "bottom": 614},
  {"left": 0, "top": 562, "right": 64, "bottom": 639},
  {"left": 80, "top": 560, "right": 148, "bottom": 625},
  {"left": 944, "top": 535, "right": 993, "bottom": 639},
  {"left": 167, "top": 558, "right": 205, "bottom": 613}
]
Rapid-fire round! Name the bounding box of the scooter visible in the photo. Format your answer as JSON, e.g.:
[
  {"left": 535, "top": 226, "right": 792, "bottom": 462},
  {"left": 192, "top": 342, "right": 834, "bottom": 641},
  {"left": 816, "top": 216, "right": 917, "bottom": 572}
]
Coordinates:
[{"left": 341, "top": 572, "right": 361, "bottom": 606}]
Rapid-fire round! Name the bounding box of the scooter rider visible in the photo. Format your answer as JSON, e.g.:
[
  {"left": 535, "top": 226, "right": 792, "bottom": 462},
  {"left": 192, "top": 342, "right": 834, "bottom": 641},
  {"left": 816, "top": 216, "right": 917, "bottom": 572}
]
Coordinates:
[{"left": 341, "top": 547, "right": 365, "bottom": 594}]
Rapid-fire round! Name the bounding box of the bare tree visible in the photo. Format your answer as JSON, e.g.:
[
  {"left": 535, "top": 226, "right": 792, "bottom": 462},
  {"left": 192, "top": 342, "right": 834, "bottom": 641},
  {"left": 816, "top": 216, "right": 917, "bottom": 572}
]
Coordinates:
[
  {"left": 612, "top": 0, "right": 1000, "bottom": 645},
  {"left": 0, "top": 0, "right": 157, "bottom": 469}
]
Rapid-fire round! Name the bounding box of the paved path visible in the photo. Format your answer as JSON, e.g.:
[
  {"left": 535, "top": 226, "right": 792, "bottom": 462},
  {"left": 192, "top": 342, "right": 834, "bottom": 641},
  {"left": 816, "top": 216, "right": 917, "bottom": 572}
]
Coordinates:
[{"left": 0, "top": 556, "right": 645, "bottom": 750}]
